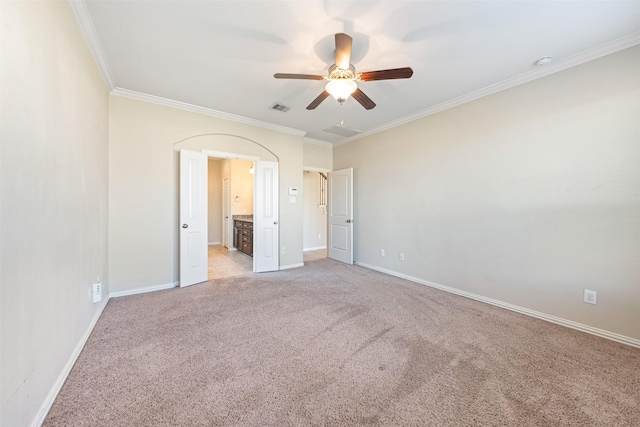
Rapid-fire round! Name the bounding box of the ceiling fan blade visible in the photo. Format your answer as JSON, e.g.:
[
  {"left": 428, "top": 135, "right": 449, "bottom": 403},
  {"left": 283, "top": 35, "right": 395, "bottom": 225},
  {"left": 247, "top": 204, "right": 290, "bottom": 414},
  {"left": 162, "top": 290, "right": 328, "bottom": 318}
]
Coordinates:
[
  {"left": 335, "top": 33, "right": 353, "bottom": 70},
  {"left": 307, "top": 91, "right": 330, "bottom": 110},
  {"left": 352, "top": 88, "right": 376, "bottom": 110},
  {"left": 274, "top": 73, "right": 324, "bottom": 80},
  {"left": 359, "top": 67, "right": 414, "bottom": 81}
]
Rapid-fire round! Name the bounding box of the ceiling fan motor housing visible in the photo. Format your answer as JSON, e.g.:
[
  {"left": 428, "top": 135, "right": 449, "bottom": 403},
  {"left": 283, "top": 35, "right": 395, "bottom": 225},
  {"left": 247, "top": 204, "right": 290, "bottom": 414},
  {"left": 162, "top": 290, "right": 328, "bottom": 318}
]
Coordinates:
[{"left": 328, "top": 64, "right": 357, "bottom": 80}]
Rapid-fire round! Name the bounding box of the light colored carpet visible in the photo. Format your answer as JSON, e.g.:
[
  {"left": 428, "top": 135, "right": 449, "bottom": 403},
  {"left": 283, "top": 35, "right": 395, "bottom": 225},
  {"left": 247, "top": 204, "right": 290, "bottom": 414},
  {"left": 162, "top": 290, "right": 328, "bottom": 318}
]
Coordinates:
[{"left": 44, "top": 259, "right": 639, "bottom": 426}]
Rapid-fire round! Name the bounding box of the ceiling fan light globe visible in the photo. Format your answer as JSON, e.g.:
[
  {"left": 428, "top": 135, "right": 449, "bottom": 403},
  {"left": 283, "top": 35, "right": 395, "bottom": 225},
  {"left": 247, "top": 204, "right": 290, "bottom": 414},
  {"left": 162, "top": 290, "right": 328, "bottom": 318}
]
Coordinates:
[{"left": 326, "top": 79, "right": 357, "bottom": 102}]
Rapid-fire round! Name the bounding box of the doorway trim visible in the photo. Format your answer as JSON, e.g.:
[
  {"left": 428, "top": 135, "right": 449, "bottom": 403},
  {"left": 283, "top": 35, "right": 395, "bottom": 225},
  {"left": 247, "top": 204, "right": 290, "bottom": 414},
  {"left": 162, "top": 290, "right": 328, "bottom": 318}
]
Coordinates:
[
  {"left": 174, "top": 134, "right": 280, "bottom": 287},
  {"left": 203, "top": 150, "right": 260, "bottom": 260},
  {"left": 174, "top": 133, "right": 280, "bottom": 161},
  {"left": 303, "top": 166, "right": 332, "bottom": 173},
  {"left": 203, "top": 149, "right": 260, "bottom": 162},
  {"left": 302, "top": 166, "right": 331, "bottom": 258}
]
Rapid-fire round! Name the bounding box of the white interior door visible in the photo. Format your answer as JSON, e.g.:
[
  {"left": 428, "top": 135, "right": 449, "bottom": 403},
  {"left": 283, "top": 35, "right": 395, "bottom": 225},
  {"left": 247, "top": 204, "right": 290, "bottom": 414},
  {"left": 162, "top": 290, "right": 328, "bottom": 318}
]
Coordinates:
[
  {"left": 328, "top": 168, "right": 353, "bottom": 264},
  {"left": 179, "top": 149, "right": 208, "bottom": 287},
  {"left": 254, "top": 161, "right": 279, "bottom": 272},
  {"left": 222, "top": 177, "right": 229, "bottom": 248}
]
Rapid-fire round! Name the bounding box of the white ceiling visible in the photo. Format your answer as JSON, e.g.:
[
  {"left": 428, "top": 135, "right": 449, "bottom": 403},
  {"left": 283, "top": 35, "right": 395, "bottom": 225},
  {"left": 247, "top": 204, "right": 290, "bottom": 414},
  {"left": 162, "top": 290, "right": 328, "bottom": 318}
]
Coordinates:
[{"left": 78, "top": 1, "right": 640, "bottom": 145}]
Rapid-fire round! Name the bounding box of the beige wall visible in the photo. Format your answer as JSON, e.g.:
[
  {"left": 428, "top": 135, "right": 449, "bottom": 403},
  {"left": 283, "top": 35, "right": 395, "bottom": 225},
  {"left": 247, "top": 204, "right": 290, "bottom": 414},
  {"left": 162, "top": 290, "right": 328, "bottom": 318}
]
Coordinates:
[
  {"left": 207, "top": 159, "right": 222, "bottom": 244},
  {"left": 0, "top": 2, "right": 110, "bottom": 426},
  {"left": 334, "top": 46, "right": 640, "bottom": 341},
  {"left": 207, "top": 158, "right": 252, "bottom": 246},
  {"left": 303, "top": 141, "right": 333, "bottom": 170},
  {"left": 109, "top": 95, "right": 305, "bottom": 293},
  {"left": 229, "top": 159, "right": 254, "bottom": 216},
  {"left": 303, "top": 172, "right": 328, "bottom": 250}
]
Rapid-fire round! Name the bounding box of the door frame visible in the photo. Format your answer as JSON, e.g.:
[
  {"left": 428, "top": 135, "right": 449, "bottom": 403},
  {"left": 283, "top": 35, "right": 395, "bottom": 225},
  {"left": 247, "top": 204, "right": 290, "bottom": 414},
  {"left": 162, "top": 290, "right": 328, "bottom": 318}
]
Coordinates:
[
  {"left": 200, "top": 150, "right": 279, "bottom": 275},
  {"left": 302, "top": 166, "right": 331, "bottom": 256},
  {"left": 222, "top": 177, "right": 230, "bottom": 248},
  {"left": 202, "top": 150, "right": 259, "bottom": 273}
]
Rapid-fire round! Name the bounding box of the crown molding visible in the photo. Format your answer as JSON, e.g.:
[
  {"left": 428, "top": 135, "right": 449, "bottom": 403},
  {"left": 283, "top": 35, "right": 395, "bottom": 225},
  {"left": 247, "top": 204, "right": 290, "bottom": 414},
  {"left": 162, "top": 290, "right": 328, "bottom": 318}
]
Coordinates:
[
  {"left": 111, "top": 88, "right": 306, "bottom": 137},
  {"left": 68, "top": 0, "right": 115, "bottom": 90},
  {"left": 336, "top": 31, "right": 640, "bottom": 147},
  {"left": 68, "top": 0, "right": 639, "bottom": 149}
]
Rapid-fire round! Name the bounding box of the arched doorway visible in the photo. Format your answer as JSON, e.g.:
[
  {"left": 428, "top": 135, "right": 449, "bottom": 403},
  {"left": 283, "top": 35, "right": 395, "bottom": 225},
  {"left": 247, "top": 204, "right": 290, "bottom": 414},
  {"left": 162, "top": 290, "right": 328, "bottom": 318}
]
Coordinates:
[{"left": 174, "top": 134, "right": 280, "bottom": 287}]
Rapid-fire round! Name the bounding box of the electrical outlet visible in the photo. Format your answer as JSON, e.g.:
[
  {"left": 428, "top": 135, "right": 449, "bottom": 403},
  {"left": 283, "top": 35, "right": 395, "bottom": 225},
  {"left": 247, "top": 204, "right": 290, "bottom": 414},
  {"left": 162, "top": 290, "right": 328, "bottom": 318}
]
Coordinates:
[
  {"left": 380, "top": 249, "right": 385, "bottom": 257},
  {"left": 281, "top": 247, "right": 286, "bottom": 254},
  {"left": 399, "top": 253, "right": 405, "bottom": 261},
  {"left": 92, "top": 282, "right": 102, "bottom": 303},
  {"left": 584, "top": 289, "right": 597, "bottom": 305}
]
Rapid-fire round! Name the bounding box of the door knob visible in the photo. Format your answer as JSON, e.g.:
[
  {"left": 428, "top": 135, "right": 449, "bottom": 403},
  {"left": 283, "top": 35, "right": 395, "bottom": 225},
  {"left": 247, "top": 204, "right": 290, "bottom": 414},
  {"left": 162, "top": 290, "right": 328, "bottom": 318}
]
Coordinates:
[
  {"left": 182, "top": 224, "right": 188, "bottom": 228},
  {"left": 346, "top": 219, "right": 352, "bottom": 223},
  {"left": 274, "top": 221, "right": 278, "bottom": 225}
]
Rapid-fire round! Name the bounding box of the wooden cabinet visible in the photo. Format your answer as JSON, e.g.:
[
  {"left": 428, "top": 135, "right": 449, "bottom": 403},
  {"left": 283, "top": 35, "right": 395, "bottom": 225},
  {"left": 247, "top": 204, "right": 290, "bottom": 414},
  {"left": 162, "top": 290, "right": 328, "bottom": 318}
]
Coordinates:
[
  {"left": 233, "top": 222, "right": 240, "bottom": 250},
  {"left": 233, "top": 219, "right": 253, "bottom": 257}
]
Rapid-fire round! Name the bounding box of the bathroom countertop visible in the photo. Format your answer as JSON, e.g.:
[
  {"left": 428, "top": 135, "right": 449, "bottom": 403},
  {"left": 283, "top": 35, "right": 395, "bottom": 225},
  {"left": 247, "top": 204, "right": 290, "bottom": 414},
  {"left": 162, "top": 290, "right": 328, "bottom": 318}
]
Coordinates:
[{"left": 232, "top": 215, "right": 253, "bottom": 223}]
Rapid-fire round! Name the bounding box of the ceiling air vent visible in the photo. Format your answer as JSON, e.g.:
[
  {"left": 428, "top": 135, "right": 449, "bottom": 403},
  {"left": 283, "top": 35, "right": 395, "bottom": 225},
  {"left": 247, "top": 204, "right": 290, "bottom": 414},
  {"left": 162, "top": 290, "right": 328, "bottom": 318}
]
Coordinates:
[
  {"left": 269, "top": 102, "right": 291, "bottom": 112},
  {"left": 323, "top": 125, "right": 361, "bottom": 138}
]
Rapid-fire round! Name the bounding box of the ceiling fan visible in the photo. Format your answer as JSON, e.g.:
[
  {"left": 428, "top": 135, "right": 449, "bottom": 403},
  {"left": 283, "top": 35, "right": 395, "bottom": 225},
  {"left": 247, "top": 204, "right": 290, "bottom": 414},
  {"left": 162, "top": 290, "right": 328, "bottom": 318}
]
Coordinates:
[{"left": 274, "top": 33, "right": 413, "bottom": 110}]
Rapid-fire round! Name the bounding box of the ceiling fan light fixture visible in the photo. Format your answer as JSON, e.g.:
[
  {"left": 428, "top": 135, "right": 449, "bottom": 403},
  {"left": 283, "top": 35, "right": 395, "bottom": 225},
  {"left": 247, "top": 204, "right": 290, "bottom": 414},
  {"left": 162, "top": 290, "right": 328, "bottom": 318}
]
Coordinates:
[{"left": 326, "top": 79, "right": 357, "bottom": 103}]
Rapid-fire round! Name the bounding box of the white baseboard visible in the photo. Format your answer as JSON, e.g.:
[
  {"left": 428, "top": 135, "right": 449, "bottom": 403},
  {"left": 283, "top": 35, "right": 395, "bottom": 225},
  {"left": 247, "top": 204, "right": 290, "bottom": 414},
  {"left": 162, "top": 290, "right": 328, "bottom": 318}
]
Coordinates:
[
  {"left": 279, "top": 262, "right": 305, "bottom": 270},
  {"left": 356, "top": 262, "right": 640, "bottom": 349},
  {"left": 32, "top": 297, "right": 110, "bottom": 427},
  {"left": 208, "top": 241, "right": 221, "bottom": 246},
  {"left": 303, "top": 246, "right": 327, "bottom": 252},
  {"left": 109, "top": 282, "right": 178, "bottom": 298}
]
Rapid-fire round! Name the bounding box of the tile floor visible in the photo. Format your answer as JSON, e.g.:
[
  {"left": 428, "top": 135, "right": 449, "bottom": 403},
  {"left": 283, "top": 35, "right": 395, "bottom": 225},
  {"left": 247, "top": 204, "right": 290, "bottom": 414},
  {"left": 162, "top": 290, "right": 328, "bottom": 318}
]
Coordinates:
[
  {"left": 207, "top": 246, "right": 328, "bottom": 280},
  {"left": 207, "top": 245, "right": 253, "bottom": 280},
  {"left": 304, "top": 248, "right": 327, "bottom": 262}
]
